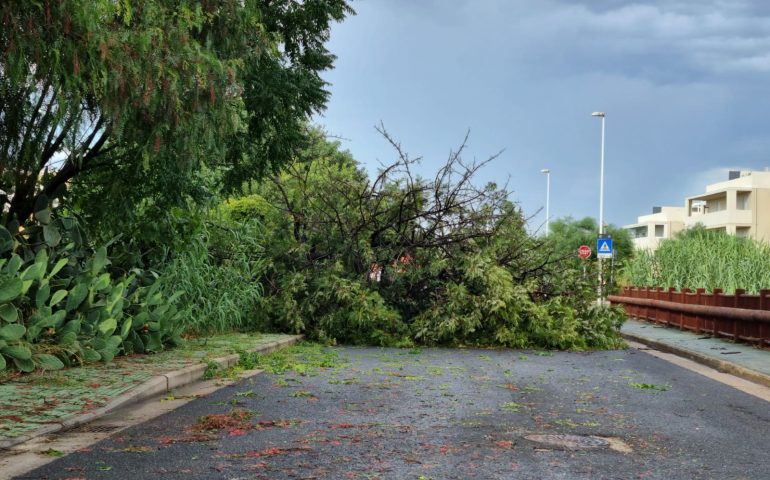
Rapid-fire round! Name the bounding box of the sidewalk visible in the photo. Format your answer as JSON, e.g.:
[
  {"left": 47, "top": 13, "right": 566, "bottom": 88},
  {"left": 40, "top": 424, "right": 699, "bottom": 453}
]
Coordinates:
[
  {"left": 621, "top": 319, "right": 770, "bottom": 387},
  {"left": 0, "top": 332, "right": 302, "bottom": 450}
]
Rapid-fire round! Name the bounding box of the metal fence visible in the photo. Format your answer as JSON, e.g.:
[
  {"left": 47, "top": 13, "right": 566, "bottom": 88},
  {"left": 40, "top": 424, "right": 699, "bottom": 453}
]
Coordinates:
[{"left": 608, "top": 287, "right": 770, "bottom": 346}]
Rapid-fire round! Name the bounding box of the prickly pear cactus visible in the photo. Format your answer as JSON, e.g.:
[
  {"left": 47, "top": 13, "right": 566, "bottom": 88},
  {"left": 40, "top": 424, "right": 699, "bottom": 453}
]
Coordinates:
[{"left": 0, "top": 215, "right": 184, "bottom": 373}]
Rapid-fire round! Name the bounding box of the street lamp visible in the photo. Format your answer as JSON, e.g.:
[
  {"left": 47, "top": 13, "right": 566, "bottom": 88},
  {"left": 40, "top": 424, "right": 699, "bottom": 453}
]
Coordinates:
[
  {"left": 592, "top": 111, "right": 606, "bottom": 304},
  {"left": 540, "top": 168, "right": 551, "bottom": 236},
  {"left": 591, "top": 112, "right": 606, "bottom": 235}
]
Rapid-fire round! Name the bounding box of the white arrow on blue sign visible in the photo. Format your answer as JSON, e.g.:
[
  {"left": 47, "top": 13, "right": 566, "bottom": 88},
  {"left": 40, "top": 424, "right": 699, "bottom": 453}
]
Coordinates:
[{"left": 597, "top": 237, "right": 613, "bottom": 259}]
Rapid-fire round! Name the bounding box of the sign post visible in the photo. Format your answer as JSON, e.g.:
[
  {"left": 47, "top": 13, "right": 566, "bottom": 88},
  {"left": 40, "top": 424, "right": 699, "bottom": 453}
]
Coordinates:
[
  {"left": 578, "top": 244, "right": 591, "bottom": 280},
  {"left": 596, "top": 234, "right": 613, "bottom": 303},
  {"left": 597, "top": 236, "right": 613, "bottom": 259}
]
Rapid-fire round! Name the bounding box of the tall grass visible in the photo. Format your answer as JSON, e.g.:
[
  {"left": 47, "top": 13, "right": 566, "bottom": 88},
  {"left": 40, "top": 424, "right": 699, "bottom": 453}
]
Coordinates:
[
  {"left": 161, "top": 219, "right": 266, "bottom": 334},
  {"left": 627, "top": 228, "right": 770, "bottom": 294}
]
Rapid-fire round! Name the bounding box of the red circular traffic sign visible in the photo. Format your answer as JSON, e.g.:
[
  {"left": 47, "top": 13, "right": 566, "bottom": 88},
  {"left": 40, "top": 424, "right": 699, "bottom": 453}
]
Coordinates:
[{"left": 578, "top": 245, "right": 591, "bottom": 259}]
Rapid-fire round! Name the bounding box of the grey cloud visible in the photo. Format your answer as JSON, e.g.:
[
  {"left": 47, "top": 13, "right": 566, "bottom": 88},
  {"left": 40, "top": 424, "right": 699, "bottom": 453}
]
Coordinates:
[
  {"left": 534, "top": 1, "right": 770, "bottom": 77},
  {"left": 321, "top": 0, "right": 770, "bottom": 225}
]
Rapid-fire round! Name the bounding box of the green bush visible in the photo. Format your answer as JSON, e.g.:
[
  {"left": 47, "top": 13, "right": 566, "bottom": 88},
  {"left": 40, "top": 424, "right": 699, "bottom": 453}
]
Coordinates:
[{"left": 222, "top": 195, "right": 274, "bottom": 224}]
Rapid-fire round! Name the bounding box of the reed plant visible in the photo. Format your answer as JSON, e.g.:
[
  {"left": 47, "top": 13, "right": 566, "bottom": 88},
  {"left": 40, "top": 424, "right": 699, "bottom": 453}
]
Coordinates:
[
  {"left": 161, "top": 218, "right": 266, "bottom": 334},
  {"left": 627, "top": 227, "right": 770, "bottom": 294}
]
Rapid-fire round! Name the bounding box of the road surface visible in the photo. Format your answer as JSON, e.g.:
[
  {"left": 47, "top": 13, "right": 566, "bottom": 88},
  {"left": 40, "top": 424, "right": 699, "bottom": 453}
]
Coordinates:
[{"left": 16, "top": 346, "right": 769, "bottom": 479}]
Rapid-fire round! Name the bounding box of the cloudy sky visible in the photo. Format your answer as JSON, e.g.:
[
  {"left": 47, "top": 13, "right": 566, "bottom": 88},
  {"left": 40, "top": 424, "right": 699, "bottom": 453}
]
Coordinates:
[{"left": 317, "top": 0, "right": 770, "bottom": 231}]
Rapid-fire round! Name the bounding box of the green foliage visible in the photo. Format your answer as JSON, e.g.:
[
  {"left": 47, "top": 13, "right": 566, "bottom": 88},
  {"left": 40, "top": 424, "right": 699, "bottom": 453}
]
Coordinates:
[
  {"left": 545, "top": 216, "right": 633, "bottom": 297},
  {"left": 547, "top": 216, "right": 634, "bottom": 262},
  {"left": 1, "top": 1, "right": 242, "bottom": 225},
  {"left": 1, "top": 1, "right": 356, "bottom": 370},
  {"left": 627, "top": 227, "right": 770, "bottom": 294},
  {"left": 629, "top": 382, "right": 670, "bottom": 391},
  {"left": 259, "top": 262, "right": 408, "bottom": 347},
  {"left": 220, "top": 1, "right": 355, "bottom": 187},
  {"left": 238, "top": 342, "right": 344, "bottom": 375},
  {"left": 222, "top": 195, "right": 274, "bottom": 224},
  {"left": 202, "top": 361, "right": 222, "bottom": 380},
  {"left": 1, "top": 0, "right": 353, "bottom": 269},
  {"left": 573, "top": 304, "right": 627, "bottom": 350},
  {"left": 235, "top": 132, "right": 625, "bottom": 349},
  {"left": 407, "top": 255, "right": 625, "bottom": 350},
  {"left": 159, "top": 215, "right": 266, "bottom": 334},
  {"left": 0, "top": 211, "right": 183, "bottom": 373}
]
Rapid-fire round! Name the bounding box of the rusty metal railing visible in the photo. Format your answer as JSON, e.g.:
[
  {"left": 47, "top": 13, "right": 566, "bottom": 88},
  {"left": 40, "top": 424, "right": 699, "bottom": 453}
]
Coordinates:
[{"left": 608, "top": 287, "right": 770, "bottom": 346}]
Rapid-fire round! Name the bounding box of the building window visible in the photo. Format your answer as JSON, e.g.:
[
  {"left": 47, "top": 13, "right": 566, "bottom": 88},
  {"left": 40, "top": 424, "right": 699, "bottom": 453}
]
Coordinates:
[
  {"left": 690, "top": 201, "right": 705, "bottom": 216},
  {"left": 629, "top": 226, "right": 648, "bottom": 239},
  {"left": 737, "top": 191, "right": 751, "bottom": 210},
  {"left": 655, "top": 225, "right": 665, "bottom": 237},
  {"left": 736, "top": 227, "right": 750, "bottom": 238},
  {"left": 706, "top": 197, "right": 726, "bottom": 212}
]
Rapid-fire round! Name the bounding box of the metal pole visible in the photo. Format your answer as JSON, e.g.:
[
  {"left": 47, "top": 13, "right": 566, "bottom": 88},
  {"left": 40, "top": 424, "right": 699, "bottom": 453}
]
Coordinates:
[
  {"left": 599, "top": 116, "right": 605, "bottom": 237},
  {"left": 599, "top": 115, "right": 605, "bottom": 305},
  {"left": 610, "top": 248, "right": 615, "bottom": 287},
  {"left": 592, "top": 112, "right": 606, "bottom": 306},
  {"left": 546, "top": 170, "right": 550, "bottom": 236},
  {"left": 541, "top": 169, "right": 551, "bottom": 236}
]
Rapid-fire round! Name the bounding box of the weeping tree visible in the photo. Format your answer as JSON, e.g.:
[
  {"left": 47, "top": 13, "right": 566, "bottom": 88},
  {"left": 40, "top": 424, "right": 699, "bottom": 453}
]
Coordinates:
[
  {"left": 2, "top": 1, "right": 236, "bottom": 225},
  {"left": 0, "top": 0, "right": 354, "bottom": 373},
  {"left": 0, "top": 0, "right": 353, "bottom": 251}
]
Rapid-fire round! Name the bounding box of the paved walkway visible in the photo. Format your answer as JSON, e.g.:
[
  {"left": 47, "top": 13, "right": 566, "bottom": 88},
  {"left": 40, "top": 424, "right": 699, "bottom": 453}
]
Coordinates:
[
  {"left": 621, "top": 319, "right": 770, "bottom": 385},
  {"left": 0, "top": 333, "right": 296, "bottom": 446}
]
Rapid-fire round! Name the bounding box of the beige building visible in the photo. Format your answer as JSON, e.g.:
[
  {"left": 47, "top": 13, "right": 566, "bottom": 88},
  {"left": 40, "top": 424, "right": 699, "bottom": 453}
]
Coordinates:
[
  {"left": 624, "top": 206, "right": 686, "bottom": 251},
  {"left": 624, "top": 170, "right": 770, "bottom": 251},
  {"left": 684, "top": 170, "right": 770, "bottom": 243}
]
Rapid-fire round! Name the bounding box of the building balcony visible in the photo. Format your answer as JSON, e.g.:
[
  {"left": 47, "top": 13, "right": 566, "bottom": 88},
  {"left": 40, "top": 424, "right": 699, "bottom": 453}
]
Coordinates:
[
  {"left": 683, "top": 208, "right": 752, "bottom": 229},
  {"left": 630, "top": 236, "right": 661, "bottom": 251}
]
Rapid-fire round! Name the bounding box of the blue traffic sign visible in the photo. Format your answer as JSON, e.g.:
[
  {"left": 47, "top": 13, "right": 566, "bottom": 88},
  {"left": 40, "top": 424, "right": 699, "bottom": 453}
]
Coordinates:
[{"left": 597, "top": 237, "right": 613, "bottom": 259}]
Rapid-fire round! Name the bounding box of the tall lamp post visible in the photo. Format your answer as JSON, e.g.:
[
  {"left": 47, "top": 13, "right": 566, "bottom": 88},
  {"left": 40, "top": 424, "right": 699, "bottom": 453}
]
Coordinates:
[
  {"left": 592, "top": 111, "right": 606, "bottom": 304},
  {"left": 541, "top": 168, "right": 551, "bottom": 236}
]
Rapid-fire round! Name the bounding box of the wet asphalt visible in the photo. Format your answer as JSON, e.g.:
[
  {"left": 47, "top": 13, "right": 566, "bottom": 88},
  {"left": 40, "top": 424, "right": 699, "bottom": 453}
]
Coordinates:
[{"left": 15, "top": 346, "right": 769, "bottom": 480}]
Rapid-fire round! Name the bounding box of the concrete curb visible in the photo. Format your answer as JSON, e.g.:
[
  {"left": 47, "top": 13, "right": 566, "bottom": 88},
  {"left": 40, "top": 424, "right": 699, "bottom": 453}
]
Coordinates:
[
  {"left": 0, "top": 335, "right": 303, "bottom": 451},
  {"left": 621, "top": 332, "right": 770, "bottom": 388}
]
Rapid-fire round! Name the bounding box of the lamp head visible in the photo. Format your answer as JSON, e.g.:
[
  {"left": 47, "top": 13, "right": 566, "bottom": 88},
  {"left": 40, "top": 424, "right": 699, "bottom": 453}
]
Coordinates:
[
  {"left": 540, "top": 169, "right": 550, "bottom": 174},
  {"left": 591, "top": 112, "right": 606, "bottom": 117}
]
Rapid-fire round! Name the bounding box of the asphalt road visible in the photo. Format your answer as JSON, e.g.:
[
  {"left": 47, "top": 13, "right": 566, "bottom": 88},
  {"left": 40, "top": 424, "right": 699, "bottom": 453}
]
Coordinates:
[{"left": 16, "top": 346, "right": 769, "bottom": 480}]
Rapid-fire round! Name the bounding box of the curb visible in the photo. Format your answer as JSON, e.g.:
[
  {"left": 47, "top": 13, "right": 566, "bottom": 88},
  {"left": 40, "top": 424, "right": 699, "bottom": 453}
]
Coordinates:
[
  {"left": 0, "top": 335, "right": 303, "bottom": 451},
  {"left": 621, "top": 332, "right": 770, "bottom": 388}
]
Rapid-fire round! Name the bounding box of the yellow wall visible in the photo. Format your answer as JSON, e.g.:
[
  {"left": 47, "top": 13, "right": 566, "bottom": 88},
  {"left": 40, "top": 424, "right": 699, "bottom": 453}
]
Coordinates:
[{"left": 753, "top": 189, "right": 770, "bottom": 243}]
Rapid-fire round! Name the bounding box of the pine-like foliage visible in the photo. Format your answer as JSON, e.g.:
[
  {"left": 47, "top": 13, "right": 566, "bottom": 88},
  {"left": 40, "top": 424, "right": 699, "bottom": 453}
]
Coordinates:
[{"left": 1, "top": 0, "right": 353, "bottom": 242}]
